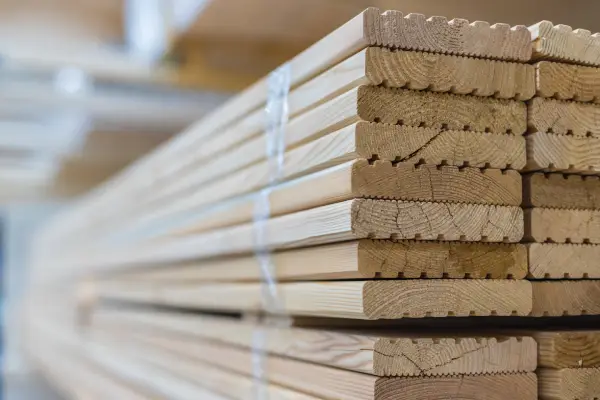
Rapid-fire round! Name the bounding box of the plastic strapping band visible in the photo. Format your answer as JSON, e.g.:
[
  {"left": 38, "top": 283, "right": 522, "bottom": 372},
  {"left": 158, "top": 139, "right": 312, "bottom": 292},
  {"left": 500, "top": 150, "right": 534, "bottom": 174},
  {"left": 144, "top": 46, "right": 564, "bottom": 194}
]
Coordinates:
[{"left": 252, "top": 63, "right": 291, "bottom": 399}]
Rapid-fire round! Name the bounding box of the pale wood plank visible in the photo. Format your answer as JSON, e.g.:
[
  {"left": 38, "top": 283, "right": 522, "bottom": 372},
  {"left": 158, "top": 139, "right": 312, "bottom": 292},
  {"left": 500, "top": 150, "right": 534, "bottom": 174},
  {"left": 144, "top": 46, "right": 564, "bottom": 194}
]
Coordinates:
[
  {"left": 536, "top": 331, "right": 600, "bottom": 368},
  {"left": 95, "top": 279, "right": 533, "bottom": 319},
  {"left": 525, "top": 132, "right": 600, "bottom": 173},
  {"left": 365, "top": 48, "right": 534, "bottom": 100},
  {"left": 65, "top": 201, "right": 523, "bottom": 271},
  {"left": 116, "top": 240, "right": 527, "bottom": 282},
  {"left": 92, "top": 308, "right": 538, "bottom": 377},
  {"left": 538, "top": 368, "right": 600, "bottom": 400},
  {"left": 530, "top": 20, "right": 600, "bottom": 66},
  {"left": 525, "top": 208, "right": 600, "bottom": 243},
  {"left": 529, "top": 97, "right": 600, "bottom": 137},
  {"left": 528, "top": 243, "right": 600, "bottom": 279},
  {"left": 69, "top": 9, "right": 531, "bottom": 234},
  {"left": 523, "top": 173, "right": 600, "bottom": 209},
  {"left": 535, "top": 61, "right": 600, "bottom": 103},
  {"left": 531, "top": 281, "right": 600, "bottom": 316},
  {"left": 80, "top": 125, "right": 524, "bottom": 247},
  {"left": 94, "top": 328, "right": 537, "bottom": 400}
]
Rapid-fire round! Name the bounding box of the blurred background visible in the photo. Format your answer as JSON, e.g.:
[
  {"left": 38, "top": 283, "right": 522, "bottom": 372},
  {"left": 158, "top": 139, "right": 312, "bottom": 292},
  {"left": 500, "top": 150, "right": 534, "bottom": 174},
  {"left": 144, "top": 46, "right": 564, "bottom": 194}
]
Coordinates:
[{"left": 1, "top": 0, "right": 599, "bottom": 398}]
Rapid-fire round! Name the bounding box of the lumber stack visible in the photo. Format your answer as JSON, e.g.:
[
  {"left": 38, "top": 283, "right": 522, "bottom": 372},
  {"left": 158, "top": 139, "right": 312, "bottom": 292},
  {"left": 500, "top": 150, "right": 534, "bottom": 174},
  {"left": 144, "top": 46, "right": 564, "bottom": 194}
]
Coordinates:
[
  {"left": 20, "top": 8, "right": 600, "bottom": 400},
  {"left": 535, "top": 330, "right": 600, "bottom": 400},
  {"left": 524, "top": 21, "right": 600, "bottom": 318}
]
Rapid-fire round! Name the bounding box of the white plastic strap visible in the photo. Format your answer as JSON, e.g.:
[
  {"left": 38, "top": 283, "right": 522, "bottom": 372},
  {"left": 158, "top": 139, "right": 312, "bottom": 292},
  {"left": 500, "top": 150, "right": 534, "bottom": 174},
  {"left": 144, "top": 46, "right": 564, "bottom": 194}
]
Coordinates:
[{"left": 251, "top": 63, "right": 291, "bottom": 399}]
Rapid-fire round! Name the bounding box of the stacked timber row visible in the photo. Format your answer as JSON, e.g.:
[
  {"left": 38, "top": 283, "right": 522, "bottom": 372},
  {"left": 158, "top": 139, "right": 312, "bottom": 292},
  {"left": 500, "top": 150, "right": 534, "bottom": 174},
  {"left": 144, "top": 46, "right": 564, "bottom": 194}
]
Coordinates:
[
  {"left": 533, "top": 330, "right": 600, "bottom": 400},
  {"left": 21, "top": 9, "right": 544, "bottom": 399},
  {"left": 524, "top": 21, "right": 600, "bottom": 317}
]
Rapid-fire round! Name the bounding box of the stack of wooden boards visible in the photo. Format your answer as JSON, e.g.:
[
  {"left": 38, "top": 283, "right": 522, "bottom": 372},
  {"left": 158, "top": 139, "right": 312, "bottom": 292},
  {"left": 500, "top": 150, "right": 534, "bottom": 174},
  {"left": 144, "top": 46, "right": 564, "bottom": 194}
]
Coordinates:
[
  {"left": 524, "top": 21, "right": 600, "bottom": 318},
  {"left": 21, "top": 8, "right": 600, "bottom": 400}
]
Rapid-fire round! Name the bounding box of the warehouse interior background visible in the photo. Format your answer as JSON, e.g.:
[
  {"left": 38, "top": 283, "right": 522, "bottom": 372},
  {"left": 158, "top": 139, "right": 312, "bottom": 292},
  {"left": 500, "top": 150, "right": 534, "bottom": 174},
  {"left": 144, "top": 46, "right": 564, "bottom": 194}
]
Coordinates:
[{"left": 1, "top": 0, "right": 599, "bottom": 398}]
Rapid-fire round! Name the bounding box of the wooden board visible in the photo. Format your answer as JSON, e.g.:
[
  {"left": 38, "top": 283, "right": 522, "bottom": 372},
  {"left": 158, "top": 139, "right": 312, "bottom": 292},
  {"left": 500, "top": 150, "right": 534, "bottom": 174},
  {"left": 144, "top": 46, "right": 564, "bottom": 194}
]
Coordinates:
[
  {"left": 60, "top": 84, "right": 527, "bottom": 244},
  {"left": 531, "top": 281, "right": 600, "bottom": 316},
  {"left": 95, "top": 279, "right": 533, "bottom": 319},
  {"left": 94, "top": 126, "right": 525, "bottom": 246},
  {"left": 530, "top": 20, "right": 600, "bottom": 66},
  {"left": 523, "top": 173, "right": 600, "bottom": 209},
  {"left": 354, "top": 48, "right": 533, "bottom": 100},
  {"left": 116, "top": 240, "right": 528, "bottom": 282},
  {"left": 528, "top": 243, "right": 600, "bottom": 279},
  {"left": 535, "top": 61, "right": 600, "bottom": 103},
  {"left": 67, "top": 9, "right": 532, "bottom": 235},
  {"left": 106, "top": 85, "right": 527, "bottom": 215},
  {"left": 525, "top": 132, "right": 600, "bottom": 173},
  {"left": 538, "top": 368, "right": 600, "bottom": 400},
  {"left": 525, "top": 208, "right": 600, "bottom": 243},
  {"left": 528, "top": 97, "right": 600, "bottom": 136},
  {"left": 95, "top": 328, "right": 537, "bottom": 400},
  {"left": 69, "top": 200, "right": 524, "bottom": 270},
  {"left": 536, "top": 331, "right": 600, "bottom": 368},
  {"left": 131, "top": 121, "right": 525, "bottom": 233},
  {"left": 92, "top": 308, "right": 538, "bottom": 377}
]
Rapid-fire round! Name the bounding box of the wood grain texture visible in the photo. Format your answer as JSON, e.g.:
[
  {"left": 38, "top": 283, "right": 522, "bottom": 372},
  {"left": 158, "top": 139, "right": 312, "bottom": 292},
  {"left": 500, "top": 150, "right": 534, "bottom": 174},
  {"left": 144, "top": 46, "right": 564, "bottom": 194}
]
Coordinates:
[
  {"left": 374, "top": 373, "right": 537, "bottom": 400},
  {"left": 353, "top": 161, "right": 522, "bottom": 205},
  {"left": 525, "top": 132, "right": 600, "bottom": 173},
  {"left": 363, "top": 9, "right": 532, "bottom": 61},
  {"left": 528, "top": 243, "right": 600, "bottom": 279},
  {"left": 531, "top": 281, "right": 600, "bottom": 316},
  {"left": 536, "top": 331, "right": 600, "bottom": 368},
  {"left": 53, "top": 7, "right": 532, "bottom": 237},
  {"left": 358, "top": 86, "right": 525, "bottom": 134},
  {"left": 92, "top": 309, "right": 538, "bottom": 377},
  {"left": 58, "top": 200, "right": 524, "bottom": 272},
  {"left": 525, "top": 208, "right": 600, "bottom": 243},
  {"left": 530, "top": 20, "right": 600, "bottom": 66},
  {"left": 366, "top": 48, "right": 534, "bottom": 99},
  {"left": 352, "top": 199, "right": 523, "bottom": 242},
  {"left": 96, "top": 279, "right": 533, "bottom": 319},
  {"left": 528, "top": 97, "right": 600, "bottom": 137},
  {"left": 523, "top": 173, "right": 600, "bottom": 209},
  {"left": 116, "top": 240, "right": 527, "bottom": 282},
  {"left": 538, "top": 368, "right": 600, "bottom": 400},
  {"left": 357, "top": 128, "right": 526, "bottom": 169},
  {"left": 96, "top": 326, "right": 537, "bottom": 400},
  {"left": 535, "top": 61, "right": 600, "bottom": 103}
]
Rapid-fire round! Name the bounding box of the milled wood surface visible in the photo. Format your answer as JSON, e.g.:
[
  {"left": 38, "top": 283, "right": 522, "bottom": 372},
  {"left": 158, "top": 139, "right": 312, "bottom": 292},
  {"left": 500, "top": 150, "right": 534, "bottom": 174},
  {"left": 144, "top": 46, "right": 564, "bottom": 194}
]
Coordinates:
[
  {"left": 69, "top": 85, "right": 527, "bottom": 243},
  {"left": 366, "top": 48, "right": 534, "bottom": 99},
  {"left": 528, "top": 97, "right": 600, "bottom": 137},
  {"left": 525, "top": 208, "right": 600, "bottom": 243},
  {"left": 530, "top": 20, "right": 600, "bottom": 66},
  {"left": 536, "top": 331, "right": 600, "bottom": 368},
  {"left": 55, "top": 200, "right": 524, "bottom": 272},
  {"left": 96, "top": 279, "right": 533, "bottom": 319},
  {"left": 531, "top": 281, "right": 600, "bottom": 316},
  {"left": 117, "top": 240, "right": 527, "bottom": 282},
  {"left": 358, "top": 86, "right": 525, "bottom": 133},
  {"left": 364, "top": 9, "right": 531, "bottom": 61},
  {"left": 352, "top": 199, "right": 523, "bottom": 242},
  {"left": 525, "top": 132, "right": 600, "bottom": 173},
  {"left": 48, "top": 7, "right": 532, "bottom": 241},
  {"left": 538, "top": 368, "right": 600, "bottom": 400},
  {"left": 535, "top": 61, "right": 600, "bottom": 103},
  {"left": 523, "top": 173, "right": 600, "bottom": 209},
  {"left": 357, "top": 127, "right": 526, "bottom": 169},
  {"left": 353, "top": 161, "right": 522, "bottom": 205},
  {"left": 374, "top": 373, "right": 537, "bottom": 400},
  {"left": 96, "top": 326, "right": 537, "bottom": 400},
  {"left": 92, "top": 309, "right": 537, "bottom": 377},
  {"left": 528, "top": 243, "right": 600, "bottom": 279}
]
